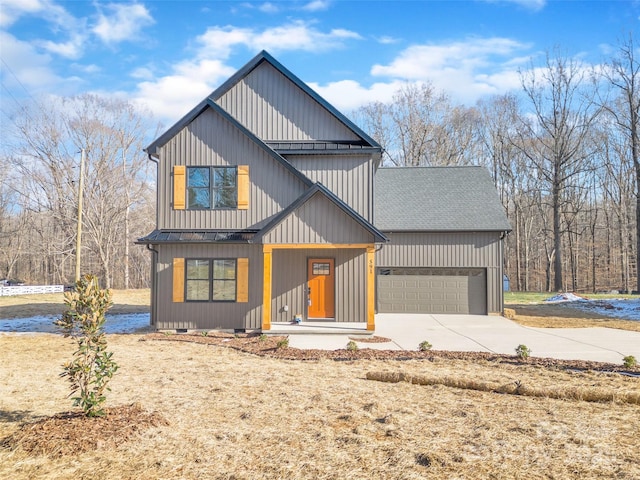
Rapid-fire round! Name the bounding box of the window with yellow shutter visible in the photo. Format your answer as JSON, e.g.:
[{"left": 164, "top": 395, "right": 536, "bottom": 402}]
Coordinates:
[{"left": 179, "top": 258, "right": 249, "bottom": 302}]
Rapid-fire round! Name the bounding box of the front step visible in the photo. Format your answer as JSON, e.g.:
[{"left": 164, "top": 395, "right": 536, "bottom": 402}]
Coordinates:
[{"left": 264, "top": 322, "right": 374, "bottom": 336}]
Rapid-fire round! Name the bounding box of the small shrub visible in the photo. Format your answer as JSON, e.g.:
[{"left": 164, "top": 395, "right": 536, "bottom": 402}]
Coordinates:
[
  {"left": 276, "top": 337, "right": 289, "bottom": 349},
  {"left": 258, "top": 334, "right": 267, "bottom": 342},
  {"left": 418, "top": 340, "right": 432, "bottom": 351},
  {"left": 53, "top": 275, "right": 118, "bottom": 417},
  {"left": 346, "top": 340, "right": 359, "bottom": 351},
  {"left": 515, "top": 344, "right": 531, "bottom": 359},
  {"left": 201, "top": 331, "right": 209, "bottom": 337},
  {"left": 623, "top": 355, "right": 637, "bottom": 368}
]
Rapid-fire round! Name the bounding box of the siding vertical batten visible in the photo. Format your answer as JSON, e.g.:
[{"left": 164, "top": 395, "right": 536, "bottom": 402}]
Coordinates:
[{"left": 262, "top": 246, "right": 273, "bottom": 330}]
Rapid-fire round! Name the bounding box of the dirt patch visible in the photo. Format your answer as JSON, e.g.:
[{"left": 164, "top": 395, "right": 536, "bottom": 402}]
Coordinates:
[{"left": 2, "top": 403, "right": 168, "bottom": 457}]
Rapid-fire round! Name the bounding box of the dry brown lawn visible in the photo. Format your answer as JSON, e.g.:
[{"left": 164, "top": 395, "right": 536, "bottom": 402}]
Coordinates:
[
  {"left": 0, "top": 289, "right": 150, "bottom": 319},
  {"left": 1, "top": 333, "right": 639, "bottom": 479}
]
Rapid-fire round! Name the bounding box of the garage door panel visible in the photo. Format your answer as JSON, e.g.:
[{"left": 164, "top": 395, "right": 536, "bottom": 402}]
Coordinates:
[{"left": 377, "top": 269, "right": 487, "bottom": 315}]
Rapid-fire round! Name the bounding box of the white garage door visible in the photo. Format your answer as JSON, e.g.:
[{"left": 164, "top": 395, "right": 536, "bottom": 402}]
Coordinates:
[{"left": 377, "top": 268, "right": 487, "bottom": 314}]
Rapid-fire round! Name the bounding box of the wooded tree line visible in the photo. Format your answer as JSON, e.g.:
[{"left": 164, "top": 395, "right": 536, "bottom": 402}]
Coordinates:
[
  {"left": 355, "top": 37, "right": 639, "bottom": 293},
  {"left": 0, "top": 95, "right": 156, "bottom": 289},
  {"left": 0, "top": 37, "right": 637, "bottom": 293}
]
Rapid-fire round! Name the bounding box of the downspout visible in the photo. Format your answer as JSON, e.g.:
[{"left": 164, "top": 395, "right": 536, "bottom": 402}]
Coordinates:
[
  {"left": 147, "top": 152, "right": 160, "bottom": 226},
  {"left": 499, "top": 230, "right": 509, "bottom": 315},
  {"left": 146, "top": 243, "right": 159, "bottom": 328},
  {"left": 146, "top": 151, "right": 160, "bottom": 329}
]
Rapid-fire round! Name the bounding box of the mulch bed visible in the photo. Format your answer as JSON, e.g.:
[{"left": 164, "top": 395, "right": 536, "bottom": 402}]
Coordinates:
[
  {"left": 2, "top": 403, "right": 168, "bottom": 457},
  {"left": 142, "top": 332, "right": 640, "bottom": 374}
]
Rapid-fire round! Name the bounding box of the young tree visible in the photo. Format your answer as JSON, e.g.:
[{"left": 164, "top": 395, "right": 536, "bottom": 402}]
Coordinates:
[{"left": 54, "top": 274, "right": 118, "bottom": 417}]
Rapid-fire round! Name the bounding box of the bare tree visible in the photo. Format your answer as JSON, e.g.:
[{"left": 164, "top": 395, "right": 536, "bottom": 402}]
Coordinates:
[
  {"left": 356, "top": 83, "right": 454, "bottom": 166},
  {"left": 600, "top": 34, "right": 640, "bottom": 292},
  {"left": 516, "top": 51, "right": 602, "bottom": 291},
  {"left": 6, "top": 94, "right": 154, "bottom": 288}
]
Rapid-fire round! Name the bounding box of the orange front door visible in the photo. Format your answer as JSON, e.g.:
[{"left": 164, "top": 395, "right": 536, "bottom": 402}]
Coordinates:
[{"left": 307, "top": 258, "right": 335, "bottom": 319}]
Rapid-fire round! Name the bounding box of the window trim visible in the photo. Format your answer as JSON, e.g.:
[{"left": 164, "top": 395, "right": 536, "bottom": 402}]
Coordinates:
[
  {"left": 184, "top": 258, "right": 237, "bottom": 303},
  {"left": 186, "top": 166, "right": 238, "bottom": 210}
]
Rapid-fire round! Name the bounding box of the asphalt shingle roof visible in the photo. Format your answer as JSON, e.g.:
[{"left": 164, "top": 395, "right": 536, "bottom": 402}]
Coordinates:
[{"left": 374, "top": 166, "right": 511, "bottom": 232}]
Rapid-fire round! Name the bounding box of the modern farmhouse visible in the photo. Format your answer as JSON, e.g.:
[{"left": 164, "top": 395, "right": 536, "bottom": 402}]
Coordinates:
[{"left": 137, "top": 51, "right": 511, "bottom": 332}]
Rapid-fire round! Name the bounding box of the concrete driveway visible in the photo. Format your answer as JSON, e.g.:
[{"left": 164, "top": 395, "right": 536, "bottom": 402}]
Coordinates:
[{"left": 285, "top": 314, "right": 640, "bottom": 364}]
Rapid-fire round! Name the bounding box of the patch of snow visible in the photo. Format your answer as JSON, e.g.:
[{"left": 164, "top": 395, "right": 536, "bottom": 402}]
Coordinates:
[
  {"left": 571, "top": 299, "right": 640, "bottom": 321},
  {"left": 544, "top": 293, "right": 640, "bottom": 321},
  {"left": 0, "top": 313, "right": 151, "bottom": 334},
  {"left": 544, "top": 292, "right": 587, "bottom": 303}
]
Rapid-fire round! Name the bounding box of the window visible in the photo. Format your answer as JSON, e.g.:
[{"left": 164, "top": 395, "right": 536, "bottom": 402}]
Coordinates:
[
  {"left": 185, "top": 259, "right": 236, "bottom": 302},
  {"left": 187, "top": 166, "right": 237, "bottom": 209},
  {"left": 312, "top": 262, "right": 331, "bottom": 275}
]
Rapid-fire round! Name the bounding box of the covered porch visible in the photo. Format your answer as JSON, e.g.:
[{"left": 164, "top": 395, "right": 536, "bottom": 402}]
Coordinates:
[{"left": 261, "top": 244, "right": 376, "bottom": 331}]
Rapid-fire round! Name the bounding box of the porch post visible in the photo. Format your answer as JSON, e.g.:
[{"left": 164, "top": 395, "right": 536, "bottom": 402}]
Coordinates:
[
  {"left": 262, "top": 245, "right": 273, "bottom": 330},
  {"left": 366, "top": 245, "right": 375, "bottom": 331}
]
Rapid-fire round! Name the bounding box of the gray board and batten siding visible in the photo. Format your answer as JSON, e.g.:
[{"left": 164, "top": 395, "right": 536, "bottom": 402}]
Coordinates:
[
  {"left": 270, "top": 248, "right": 367, "bottom": 324},
  {"left": 157, "top": 107, "right": 307, "bottom": 231},
  {"left": 216, "top": 58, "right": 362, "bottom": 142},
  {"left": 374, "top": 167, "right": 511, "bottom": 315},
  {"left": 376, "top": 232, "right": 504, "bottom": 314},
  {"left": 287, "top": 155, "right": 375, "bottom": 222},
  {"left": 152, "top": 244, "right": 369, "bottom": 329},
  {"left": 260, "top": 191, "right": 378, "bottom": 245},
  {"left": 154, "top": 243, "right": 264, "bottom": 331}
]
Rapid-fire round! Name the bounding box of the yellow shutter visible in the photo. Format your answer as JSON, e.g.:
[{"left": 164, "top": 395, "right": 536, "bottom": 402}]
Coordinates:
[
  {"left": 173, "top": 258, "right": 185, "bottom": 302},
  {"left": 236, "top": 258, "right": 249, "bottom": 303},
  {"left": 237, "top": 165, "right": 249, "bottom": 210},
  {"left": 174, "top": 165, "right": 186, "bottom": 210}
]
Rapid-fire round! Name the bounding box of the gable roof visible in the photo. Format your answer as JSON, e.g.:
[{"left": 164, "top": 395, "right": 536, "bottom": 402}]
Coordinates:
[
  {"left": 148, "top": 98, "right": 313, "bottom": 188},
  {"left": 253, "top": 182, "right": 387, "bottom": 244},
  {"left": 146, "top": 50, "right": 381, "bottom": 155},
  {"left": 374, "top": 167, "right": 511, "bottom": 232}
]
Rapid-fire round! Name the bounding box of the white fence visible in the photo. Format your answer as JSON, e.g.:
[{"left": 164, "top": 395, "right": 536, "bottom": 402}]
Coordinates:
[{"left": 0, "top": 285, "right": 64, "bottom": 296}]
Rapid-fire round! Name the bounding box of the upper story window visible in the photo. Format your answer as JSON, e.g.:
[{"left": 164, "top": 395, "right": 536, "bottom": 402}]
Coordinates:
[{"left": 187, "top": 166, "right": 237, "bottom": 209}]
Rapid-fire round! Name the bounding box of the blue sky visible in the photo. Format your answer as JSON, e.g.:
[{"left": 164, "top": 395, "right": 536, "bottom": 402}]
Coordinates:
[{"left": 1, "top": 0, "right": 638, "bottom": 127}]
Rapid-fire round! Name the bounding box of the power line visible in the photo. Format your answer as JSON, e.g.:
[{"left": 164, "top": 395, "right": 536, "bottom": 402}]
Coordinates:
[{"left": 0, "top": 57, "right": 37, "bottom": 103}]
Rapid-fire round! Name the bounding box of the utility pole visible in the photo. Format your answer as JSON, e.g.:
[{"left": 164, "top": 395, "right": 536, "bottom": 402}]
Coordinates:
[{"left": 75, "top": 148, "right": 85, "bottom": 282}]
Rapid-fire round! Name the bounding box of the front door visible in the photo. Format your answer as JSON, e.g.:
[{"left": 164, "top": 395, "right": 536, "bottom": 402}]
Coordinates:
[{"left": 307, "top": 258, "right": 335, "bottom": 319}]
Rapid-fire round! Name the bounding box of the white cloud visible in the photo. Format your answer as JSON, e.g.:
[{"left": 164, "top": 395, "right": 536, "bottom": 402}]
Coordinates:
[
  {"left": 92, "top": 3, "right": 155, "bottom": 44},
  {"left": 1, "top": 0, "right": 84, "bottom": 57},
  {"left": 370, "top": 38, "right": 531, "bottom": 104},
  {"left": 480, "top": 0, "right": 546, "bottom": 11},
  {"left": 197, "top": 21, "right": 361, "bottom": 57},
  {"left": 377, "top": 36, "right": 400, "bottom": 45},
  {"left": 0, "top": 0, "right": 74, "bottom": 28},
  {"left": 302, "top": 1, "right": 331, "bottom": 12},
  {"left": 134, "top": 21, "right": 362, "bottom": 123},
  {"left": 258, "top": 2, "right": 279, "bottom": 13},
  {"left": 307, "top": 79, "right": 403, "bottom": 111},
  {"left": 132, "top": 60, "right": 236, "bottom": 121},
  {"left": 130, "top": 66, "right": 154, "bottom": 80},
  {"left": 37, "top": 31, "right": 86, "bottom": 59},
  {"left": 0, "top": 31, "right": 81, "bottom": 97},
  {"left": 0, "top": 0, "right": 44, "bottom": 27}
]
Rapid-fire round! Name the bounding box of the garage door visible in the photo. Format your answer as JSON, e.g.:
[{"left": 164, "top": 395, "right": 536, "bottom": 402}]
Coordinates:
[{"left": 377, "top": 268, "right": 487, "bottom": 314}]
